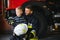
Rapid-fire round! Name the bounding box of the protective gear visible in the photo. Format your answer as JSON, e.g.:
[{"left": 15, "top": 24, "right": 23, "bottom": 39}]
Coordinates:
[
  {"left": 29, "top": 30, "right": 38, "bottom": 40},
  {"left": 31, "top": 30, "right": 36, "bottom": 37},
  {"left": 30, "top": 38, "right": 38, "bottom": 40},
  {"left": 13, "top": 23, "right": 28, "bottom": 36},
  {"left": 25, "top": 14, "right": 39, "bottom": 34},
  {"left": 28, "top": 23, "right": 32, "bottom": 28},
  {"left": 27, "top": 30, "right": 36, "bottom": 38}
]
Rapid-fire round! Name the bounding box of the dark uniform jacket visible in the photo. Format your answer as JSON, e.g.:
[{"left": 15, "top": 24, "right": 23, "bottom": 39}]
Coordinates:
[{"left": 25, "top": 14, "right": 39, "bottom": 34}]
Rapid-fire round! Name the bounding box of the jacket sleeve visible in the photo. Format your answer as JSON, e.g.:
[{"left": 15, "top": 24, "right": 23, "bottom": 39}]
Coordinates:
[{"left": 31, "top": 18, "right": 39, "bottom": 33}]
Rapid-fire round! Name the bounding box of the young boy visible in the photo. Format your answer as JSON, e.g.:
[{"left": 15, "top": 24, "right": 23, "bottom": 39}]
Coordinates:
[
  {"left": 13, "top": 6, "right": 27, "bottom": 27},
  {"left": 10, "top": 6, "right": 27, "bottom": 40}
]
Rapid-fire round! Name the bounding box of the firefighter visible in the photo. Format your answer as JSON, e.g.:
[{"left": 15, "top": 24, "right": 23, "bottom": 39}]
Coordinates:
[{"left": 24, "top": 5, "right": 39, "bottom": 40}]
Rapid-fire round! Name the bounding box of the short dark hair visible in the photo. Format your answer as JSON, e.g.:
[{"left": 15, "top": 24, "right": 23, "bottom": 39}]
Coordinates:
[{"left": 25, "top": 5, "right": 33, "bottom": 11}]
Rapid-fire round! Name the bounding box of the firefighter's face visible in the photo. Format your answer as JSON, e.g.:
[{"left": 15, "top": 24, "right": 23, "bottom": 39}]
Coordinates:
[
  {"left": 16, "top": 8, "right": 23, "bottom": 16},
  {"left": 25, "top": 8, "right": 33, "bottom": 15}
]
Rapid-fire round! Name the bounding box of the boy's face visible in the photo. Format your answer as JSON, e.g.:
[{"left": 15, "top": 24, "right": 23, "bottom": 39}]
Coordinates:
[
  {"left": 16, "top": 8, "right": 23, "bottom": 16},
  {"left": 25, "top": 8, "right": 32, "bottom": 15}
]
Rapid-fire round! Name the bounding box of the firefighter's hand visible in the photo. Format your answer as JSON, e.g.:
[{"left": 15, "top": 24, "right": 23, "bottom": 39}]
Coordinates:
[{"left": 29, "top": 30, "right": 36, "bottom": 38}]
